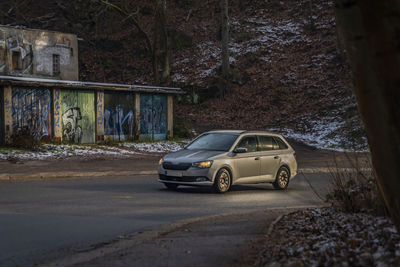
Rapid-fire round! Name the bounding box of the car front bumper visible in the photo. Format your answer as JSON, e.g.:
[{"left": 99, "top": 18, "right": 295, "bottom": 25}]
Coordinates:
[{"left": 157, "top": 165, "right": 215, "bottom": 186}]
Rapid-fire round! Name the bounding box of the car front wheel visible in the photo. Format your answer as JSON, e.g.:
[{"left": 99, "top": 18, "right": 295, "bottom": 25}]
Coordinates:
[
  {"left": 213, "top": 168, "right": 231, "bottom": 193},
  {"left": 273, "top": 166, "right": 290, "bottom": 190}
]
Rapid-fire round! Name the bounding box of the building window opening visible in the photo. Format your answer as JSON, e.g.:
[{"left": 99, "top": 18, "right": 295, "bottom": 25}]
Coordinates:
[
  {"left": 53, "top": 54, "right": 60, "bottom": 75},
  {"left": 12, "top": 51, "right": 21, "bottom": 70}
]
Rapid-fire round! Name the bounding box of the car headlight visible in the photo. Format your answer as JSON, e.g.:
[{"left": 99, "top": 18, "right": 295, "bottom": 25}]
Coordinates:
[
  {"left": 192, "top": 160, "right": 213, "bottom": 168},
  {"left": 159, "top": 158, "right": 163, "bottom": 165}
]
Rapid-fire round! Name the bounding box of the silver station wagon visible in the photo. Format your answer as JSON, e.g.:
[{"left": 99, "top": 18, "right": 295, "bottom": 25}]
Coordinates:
[{"left": 158, "top": 130, "right": 297, "bottom": 193}]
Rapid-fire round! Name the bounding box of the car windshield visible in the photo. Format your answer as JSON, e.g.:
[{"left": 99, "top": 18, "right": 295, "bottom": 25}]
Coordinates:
[{"left": 185, "top": 133, "right": 239, "bottom": 151}]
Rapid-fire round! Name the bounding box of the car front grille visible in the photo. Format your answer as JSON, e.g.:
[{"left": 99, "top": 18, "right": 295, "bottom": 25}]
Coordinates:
[{"left": 162, "top": 162, "right": 192, "bottom": 170}]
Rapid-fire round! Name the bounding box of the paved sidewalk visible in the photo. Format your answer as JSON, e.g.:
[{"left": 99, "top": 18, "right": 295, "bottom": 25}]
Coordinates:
[
  {"left": 0, "top": 154, "right": 160, "bottom": 180},
  {"left": 44, "top": 208, "right": 311, "bottom": 267}
]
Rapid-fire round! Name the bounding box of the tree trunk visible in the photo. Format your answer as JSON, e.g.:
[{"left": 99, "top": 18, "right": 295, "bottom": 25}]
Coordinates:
[
  {"left": 154, "top": 0, "right": 170, "bottom": 85},
  {"left": 220, "top": 0, "right": 229, "bottom": 78},
  {"left": 334, "top": 0, "right": 400, "bottom": 232}
]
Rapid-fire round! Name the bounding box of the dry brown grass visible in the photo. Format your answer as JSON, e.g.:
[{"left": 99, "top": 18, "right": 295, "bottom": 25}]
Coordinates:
[{"left": 326, "top": 152, "right": 388, "bottom": 217}]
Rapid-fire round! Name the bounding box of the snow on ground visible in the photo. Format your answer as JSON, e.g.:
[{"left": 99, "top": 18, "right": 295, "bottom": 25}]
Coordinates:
[
  {"left": 173, "top": 12, "right": 314, "bottom": 83},
  {"left": 0, "top": 141, "right": 188, "bottom": 161},
  {"left": 268, "top": 115, "right": 368, "bottom": 152},
  {"left": 259, "top": 208, "right": 400, "bottom": 266},
  {"left": 269, "top": 116, "right": 345, "bottom": 150},
  {"left": 120, "top": 140, "right": 188, "bottom": 153}
]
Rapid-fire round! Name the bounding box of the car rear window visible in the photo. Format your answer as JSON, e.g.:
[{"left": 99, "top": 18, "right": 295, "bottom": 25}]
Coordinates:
[{"left": 257, "top": 136, "right": 279, "bottom": 151}]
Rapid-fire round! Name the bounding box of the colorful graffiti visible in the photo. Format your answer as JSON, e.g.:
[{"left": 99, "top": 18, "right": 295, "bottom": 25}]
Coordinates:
[
  {"left": 104, "top": 106, "right": 134, "bottom": 141},
  {"left": 0, "top": 89, "right": 3, "bottom": 145},
  {"left": 140, "top": 94, "right": 167, "bottom": 140},
  {"left": 11, "top": 88, "right": 51, "bottom": 139},
  {"left": 104, "top": 92, "right": 135, "bottom": 141},
  {"left": 96, "top": 92, "right": 104, "bottom": 127},
  {"left": 54, "top": 89, "right": 62, "bottom": 138},
  {"left": 60, "top": 90, "right": 95, "bottom": 144}
]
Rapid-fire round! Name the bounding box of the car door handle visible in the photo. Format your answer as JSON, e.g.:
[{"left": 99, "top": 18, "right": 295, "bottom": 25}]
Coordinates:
[
  {"left": 255, "top": 157, "right": 260, "bottom": 160},
  {"left": 274, "top": 156, "right": 280, "bottom": 159}
]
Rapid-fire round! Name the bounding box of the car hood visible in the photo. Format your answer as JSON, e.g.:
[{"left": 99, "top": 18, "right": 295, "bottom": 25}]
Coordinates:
[{"left": 163, "top": 149, "right": 224, "bottom": 163}]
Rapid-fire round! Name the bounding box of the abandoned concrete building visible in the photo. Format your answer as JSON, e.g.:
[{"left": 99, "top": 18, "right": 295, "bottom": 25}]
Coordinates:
[{"left": 0, "top": 26, "right": 181, "bottom": 145}]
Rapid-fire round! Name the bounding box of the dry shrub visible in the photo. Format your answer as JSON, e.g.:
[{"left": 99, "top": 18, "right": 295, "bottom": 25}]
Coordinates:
[
  {"left": 10, "top": 126, "right": 40, "bottom": 151},
  {"left": 326, "top": 153, "right": 388, "bottom": 217}
]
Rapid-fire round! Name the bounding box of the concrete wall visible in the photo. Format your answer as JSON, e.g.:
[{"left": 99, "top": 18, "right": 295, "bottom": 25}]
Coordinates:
[
  {"left": 1, "top": 86, "right": 174, "bottom": 145},
  {"left": 0, "top": 26, "right": 78, "bottom": 80}
]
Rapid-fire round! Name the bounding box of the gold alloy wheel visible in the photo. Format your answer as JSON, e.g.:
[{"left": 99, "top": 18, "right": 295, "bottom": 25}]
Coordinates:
[
  {"left": 278, "top": 169, "right": 289, "bottom": 188},
  {"left": 217, "top": 169, "right": 231, "bottom": 192}
]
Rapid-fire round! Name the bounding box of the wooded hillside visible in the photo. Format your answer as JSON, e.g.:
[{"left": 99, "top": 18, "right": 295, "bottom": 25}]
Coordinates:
[{"left": 0, "top": 0, "right": 364, "bottom": 149}]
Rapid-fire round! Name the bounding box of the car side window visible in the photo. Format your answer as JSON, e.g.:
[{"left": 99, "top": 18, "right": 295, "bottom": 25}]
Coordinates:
[
  {"left": 237, "top": 136, "right": 257, "bottom": 152},
  {"left": 258, "top": 135, "right": 279, "bottom": 151},
  {"left": 274, "top": 137, "right": 288, "bottom": 149}
]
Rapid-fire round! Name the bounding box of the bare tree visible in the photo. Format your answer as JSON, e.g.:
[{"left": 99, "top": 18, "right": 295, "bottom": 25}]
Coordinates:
[
  {"left": 100, "top": 0, "right": 170, "bottom": 85},
  {"left": 220, "top": 0, "right": 229, "bottom": 78},
  {"left": 334, "top": 0, "right": 400, "bottom": 231},
  {"left": 154, "top": 0, "right": 170, "bottom": 85}
]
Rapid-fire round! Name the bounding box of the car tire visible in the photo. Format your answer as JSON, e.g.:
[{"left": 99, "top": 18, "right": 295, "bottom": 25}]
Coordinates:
[
  {"left": 273, "top": 166, "right": 290, "bottom": 190},
  {"left": 213, "top": 168, "right": 231, "bottom": 193},
  {"left": 164, "top": 183, "right": 178, "bottom": 189}
]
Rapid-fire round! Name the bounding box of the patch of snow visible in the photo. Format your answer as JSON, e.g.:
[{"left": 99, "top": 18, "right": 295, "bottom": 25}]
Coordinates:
[
  {"left": 172, "top": 73, "right": 187, "bottom": 83},
  {"left": 120, "top": 140, "right": 189, "bottom": 153},
  {"left": 268, "top": 116, "right": 346, "bottom": 151},
  {"left": 0, "top": 141, "right": 190, "bottom": 161}
]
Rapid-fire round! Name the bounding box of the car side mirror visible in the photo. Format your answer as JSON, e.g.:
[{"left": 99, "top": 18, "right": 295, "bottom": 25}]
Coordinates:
[{"left": 234, "top": 147, "right": 247, "bottom": 153}]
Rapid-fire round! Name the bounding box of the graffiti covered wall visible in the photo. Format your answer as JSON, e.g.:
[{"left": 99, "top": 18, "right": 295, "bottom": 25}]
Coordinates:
[
  {"left": 104, "top": 91, "right": 135, "bottom": 141},
  {"left": 11, "top": 87, "right": 52, "bottom": 140},
  {"left": 0, "top": 88, "right": 3, "bottom": 145},
  {"left": 0, "top": 26, "right": 78, "bottom": 80},
  {"left": 60, "top": 90, "right": 95, "bottom": 143},
  {"left": 140, "top": 94, "right": 167, "bottom": 140}
]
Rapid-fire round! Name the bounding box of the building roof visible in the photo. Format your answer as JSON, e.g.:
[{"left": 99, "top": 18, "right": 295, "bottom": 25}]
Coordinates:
[{"left": 0, "top": 75, "right": 183, "bottom": 94}]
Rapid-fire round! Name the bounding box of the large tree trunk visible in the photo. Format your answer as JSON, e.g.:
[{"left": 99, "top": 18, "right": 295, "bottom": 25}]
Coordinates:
[
  {"left": 334, "top": 0, "right": 400, "bottom": 231},
  {"left": 154, "top": 0, "right": 170, "bottom": 85},
  {"left": 220, "top": 0, "right": 229, "bottom": 78}
]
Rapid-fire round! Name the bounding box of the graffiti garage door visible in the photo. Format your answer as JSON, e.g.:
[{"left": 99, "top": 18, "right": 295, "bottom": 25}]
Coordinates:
[
  {"left": 0, "top": 87, "right": 3, "bottom": 145},
  {"left": 104, "top": 91, "right": 135, "bottom": 141},
  {"left": 11, "top": 87, "right": 52, "bottom": 140},
  {"left": 60, "top": 90, "right": 95, "bottom": 144},
  {"left": 140, "top": 94, "right": 167, "bottom": 140}
]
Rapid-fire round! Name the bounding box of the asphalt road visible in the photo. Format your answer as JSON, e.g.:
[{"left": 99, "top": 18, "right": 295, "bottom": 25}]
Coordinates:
[{"left": 0, "top": 172, "right": 331, "bottom": 266}]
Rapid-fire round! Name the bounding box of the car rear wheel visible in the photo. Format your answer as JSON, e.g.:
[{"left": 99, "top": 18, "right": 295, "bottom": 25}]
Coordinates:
[
  {"left": 273, "top": 166, "right": 290, "bottom": 190},
  {"left": 213, "top": 168, "right": 231, "bottom": 193},
  {"left": 164, "top": 183, "right": 178, "bottom": 189}
]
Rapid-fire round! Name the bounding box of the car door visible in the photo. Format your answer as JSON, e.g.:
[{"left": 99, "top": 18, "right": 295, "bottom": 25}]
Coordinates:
[
  {"left": 258, "top": 135, "right": 281, "bottom": 182},
  {"left": 232, "top": 135, "right": 262, "bottom": 183}
]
